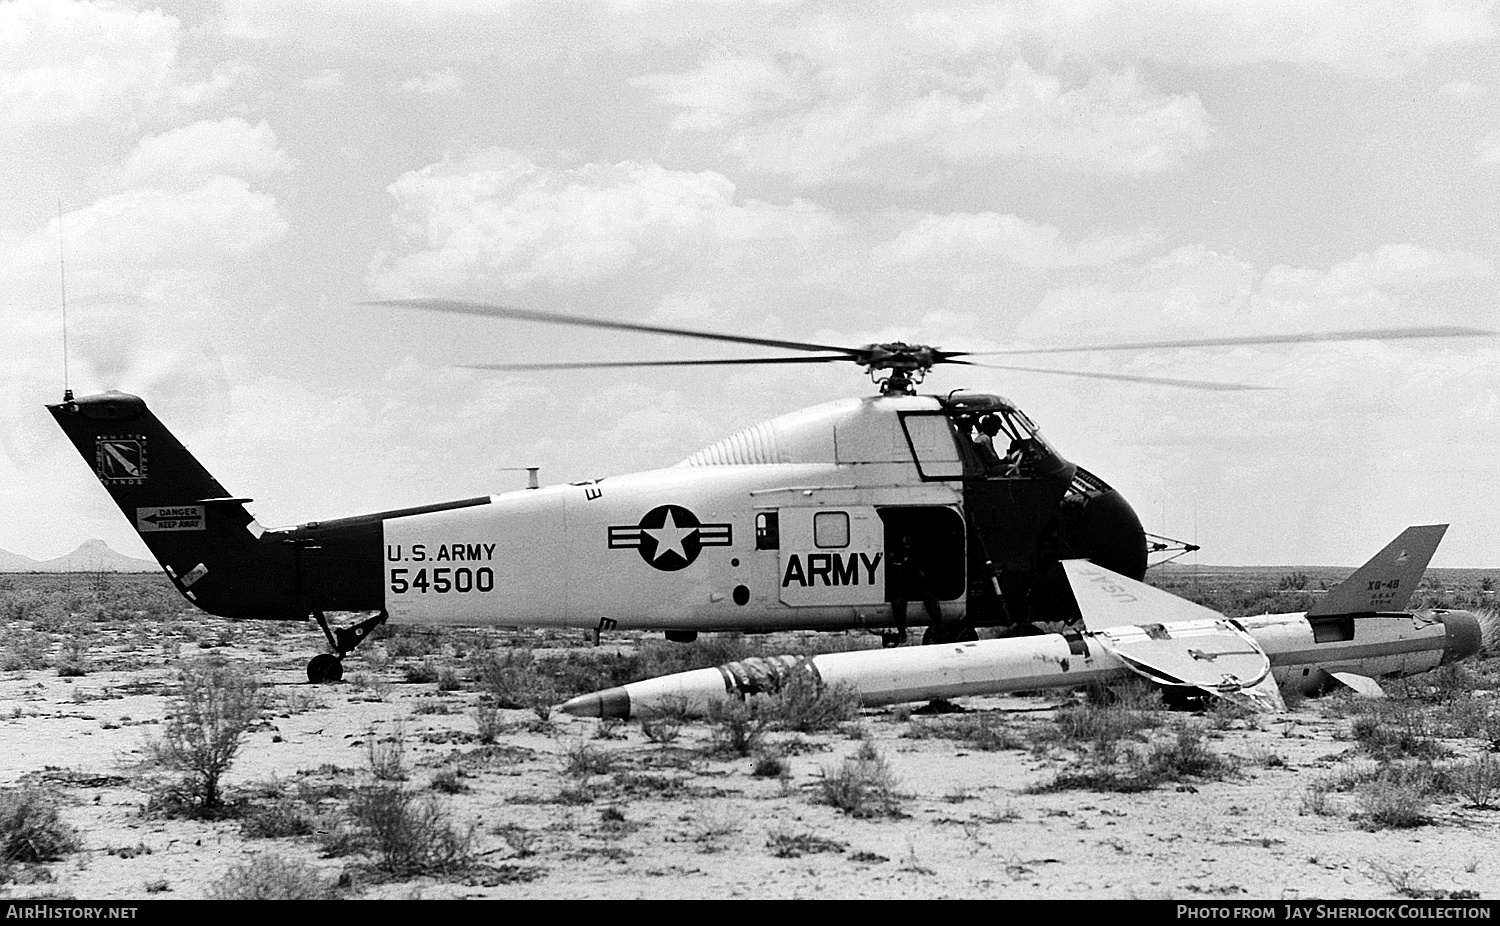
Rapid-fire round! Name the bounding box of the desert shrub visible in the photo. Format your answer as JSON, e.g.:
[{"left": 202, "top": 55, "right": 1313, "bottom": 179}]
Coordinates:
[
  {"left": 240, "top": 801, "right": 314, "bottom": 839},
  {"left": 403, "top": 659, "right": 441, "bottom": 684},
  {"left": 55, "top": 630, "right": 90, "bottom": 677},
  {"left": 766, "top": 826, "right": 845, "bottom": 858},
  {"left": 148, "top": 659, "right": 264, "bottom": 816},
  {"left": 1045, "top": 683, "right": 1164, "bottom": 760},
  {"left": 752, "top": 754, "right": 790, "bottom": 779},
  {"left": 348, "top": 785, "right": 475, "bottom": 877},
  {"left": 816, "top": 742, "right": 905, "bottom": 818},
  {"left": 208, "top": 854, "right": 341, "bottom": 900},
  {"left": 430, "top": 769, "right": 468, "bottom": 794},
  {"left": 765, "top": 672, "right": 859, "bottom": 733},
  {"left": 378, "top": 626, "right": 443, "bottom": 659},
  {"left": 0, "top": 787, "right": 79, "bottom": 864},
  {"left": 639, "top": 695, "right": 690, "bottom": 744},
  {"left": 1143, "top": 724, "right": 1233, "bottom": 781},
  {"left": 1, "top": 630, "right": 49, "bottom": 672},
  {"left": 1348, "top": 698, "right": 1443, "bottom": 760},
  {"left": 705, "top": 696, "right": 771, "bottom": 758},
  {"left": 1357, "top": 771, "right": 1432, "bottom": 829},
  {"left": 475, "top": 652, "right": 558, "bottom": 720},
  {"left": 1029, "top": 723, "right": 1229, "bottom": 794},
  {"left": 1454, "top": 754, "right": 1500, "bottom": 809},
  {"left": 473, "top": 704, "right": 503, "bottom": 744},
  {"left": 563, "top": 742, "right": 615, "bottom": 780},
  {"left": 635, "top": 636, "right": 757, "bottom": 681}
]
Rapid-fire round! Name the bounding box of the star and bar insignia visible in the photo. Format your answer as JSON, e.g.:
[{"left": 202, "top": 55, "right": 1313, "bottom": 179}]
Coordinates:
[{"left": 609, "top": 504, "right": 732, "bottom": 571}]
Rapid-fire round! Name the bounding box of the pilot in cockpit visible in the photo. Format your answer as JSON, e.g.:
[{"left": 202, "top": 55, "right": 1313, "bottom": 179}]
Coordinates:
[{"left": 973, "top": 415, "right": 1002, "bottom": 468}]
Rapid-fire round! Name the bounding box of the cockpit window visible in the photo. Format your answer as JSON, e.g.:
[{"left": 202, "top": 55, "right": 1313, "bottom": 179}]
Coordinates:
[{"left": 949, "top": 405, "right": 1058, "bottom": 479}]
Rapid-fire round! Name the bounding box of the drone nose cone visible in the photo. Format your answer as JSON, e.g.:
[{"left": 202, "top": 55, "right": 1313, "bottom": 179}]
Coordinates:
[
  {"left": 1438, "top": 610, "right": 1484, "bottom": 665},
  {"left": 558, "top": 687, "right": 633, "bottom": 720}
]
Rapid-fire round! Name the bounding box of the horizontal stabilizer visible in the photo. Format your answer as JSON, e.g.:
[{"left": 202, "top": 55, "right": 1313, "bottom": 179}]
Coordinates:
[
  {"left": 1062, "top": 559, "right": 1225, "bottom": 631},
  {"left": 1305, "top": 524, "right": 1447, "bottom": 617}
]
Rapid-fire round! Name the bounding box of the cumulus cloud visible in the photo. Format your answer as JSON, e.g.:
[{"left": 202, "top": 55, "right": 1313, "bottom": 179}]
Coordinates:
[
  {"left": 644, "top": 50, "right": 1214, "bottom": 182},
  {"left": 369, "top": 148, "right": 841, "bottom": 295},
  {"left": 107, "top": 119, "right": 295, "bottom": 190},
  {"left": 0, "top": 0, "right": 235, "bottom": 128},
  {"left": 1480, "top": 131, "right": 1500, "bottom": 165},
  {"left": 398, "top": 68, "right": 463, "bottom": 95},
  {"left": 1018, "top": 243, "right": 1495, "bottom": 346},
  {"left": 303, "top": 68, "right": 344, "bottom": 91},
  {"left": 1026, "top": 0, "right": 1497, "bottom": 74},
  {"left": 872, "top": 213, "right": 1158, "bottom": 274},
  {"left": 1441, "top": 79, "right": 1489, "bottom": 98}
]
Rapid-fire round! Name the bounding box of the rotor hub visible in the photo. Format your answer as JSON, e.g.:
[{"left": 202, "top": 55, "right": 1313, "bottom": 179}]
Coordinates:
[{"left": 855, "top": 343, "right": 945, "bottom": 395}]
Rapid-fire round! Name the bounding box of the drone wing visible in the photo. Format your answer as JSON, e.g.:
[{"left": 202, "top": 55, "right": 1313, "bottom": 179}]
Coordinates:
[{"left": 1061, "top": 559, "right": 1283, "bottom": 710}]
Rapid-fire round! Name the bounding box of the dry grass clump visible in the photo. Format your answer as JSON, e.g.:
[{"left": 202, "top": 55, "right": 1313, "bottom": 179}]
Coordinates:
[
  {"left": 816, "top": 741, "right": 905, "bottom": 818},
  {"left": 348, "top": 785, "right": 476, "bottom": 878},
  {"left": 207, "top": 854, "right": 342, "bottom": 900},
  {"left": 1453, "top": 753, "right": 1500, "bottom": 809},
  {"left": 1355, "top": 767, "right": 1434, "bottom": 830},
  {"left": 239, "top": 800, "right": 315, "bottom": 839},
  {"left": 1029, "top": 722, "right": 1232, "bottom": 794},
  {"left": 705, "top": 696, "right": 772, "bottom": 757},
  {"left": 1346, "top": 697, "right": 1445, "bottom": 761},
  {"left": 763, "top": 672, "right": 860, "bottom": 733},
  {"left": 639, "top": 695, "right": 690, "bottom": 744},
  {"left": 766, "top": 826, "right": 846, "bottom": 858},
  {"left": 365, "top": 723, "right": 408, "bottom": 782},
  {"left": 906, "top": 712, "right": 1022, "bottom": 752}
]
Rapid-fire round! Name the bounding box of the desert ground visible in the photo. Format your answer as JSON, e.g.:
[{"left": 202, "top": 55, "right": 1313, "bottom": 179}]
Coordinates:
[{"left": 2, "top": 571, "right": 1499, "bottom": 901}]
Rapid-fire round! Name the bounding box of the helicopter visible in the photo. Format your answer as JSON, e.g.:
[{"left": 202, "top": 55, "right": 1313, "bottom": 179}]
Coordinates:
[{"left": 47, "top": 300, "right": 1490, "bottom": 682}]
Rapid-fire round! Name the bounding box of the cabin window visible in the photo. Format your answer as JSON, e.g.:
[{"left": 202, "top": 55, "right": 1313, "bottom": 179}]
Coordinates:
[
  {"left": 900, "top": 413, "right": 964, "bottom": 480},
  {"left": 813, "top": 511, "right": 850, "bottom": 548},
  {"left": 755, "top": 512, "right": 779, "bottom": 550}
]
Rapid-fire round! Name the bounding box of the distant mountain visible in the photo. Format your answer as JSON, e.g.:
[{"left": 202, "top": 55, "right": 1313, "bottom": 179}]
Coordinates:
[{"left": 0, "top": 540, "right": 157, "bottom": 573}]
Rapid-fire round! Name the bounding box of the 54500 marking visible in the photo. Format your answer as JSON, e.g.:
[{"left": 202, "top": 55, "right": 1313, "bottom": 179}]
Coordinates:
[{"left": 389, "top": 566, "right": 495, "bottom": 594}]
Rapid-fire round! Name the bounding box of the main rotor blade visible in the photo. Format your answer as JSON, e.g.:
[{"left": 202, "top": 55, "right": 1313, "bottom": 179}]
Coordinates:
[
  {"left": 956, "top": 360, "right": 1266, "bottom": 391},
  {"left": 370, "top": 298, "right": 862, "bottom": 357},
  {"left": 462, "top": 355, "right": 852, "bottom": 371},
  {"left": 969, "top": 325, "right": 1494, "bottom": 357}
]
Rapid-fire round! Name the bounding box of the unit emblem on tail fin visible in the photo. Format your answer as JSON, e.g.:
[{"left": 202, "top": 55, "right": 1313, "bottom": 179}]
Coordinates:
[{"left": 96, "top": 436, "right": 147, "bottom": 484}]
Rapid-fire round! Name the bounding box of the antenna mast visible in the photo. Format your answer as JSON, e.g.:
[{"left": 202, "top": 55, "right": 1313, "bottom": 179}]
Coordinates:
[{"left": 58, "top": 199, "right": 72, "bottom": 402}]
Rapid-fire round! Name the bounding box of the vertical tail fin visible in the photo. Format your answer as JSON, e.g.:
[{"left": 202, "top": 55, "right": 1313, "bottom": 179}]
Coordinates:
[
  {"left": 1304, "top": 524, "right": 1447, "bottom": 617},
  {"left": 48, "top": 391, "right": 273, "bottom": 616}
]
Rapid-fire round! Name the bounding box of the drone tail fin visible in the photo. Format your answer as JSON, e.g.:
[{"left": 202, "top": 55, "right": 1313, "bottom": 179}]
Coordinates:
[
  {"left": 47, "top": 391, "right": 284, "bottom": 617},
  {"left": 1305, "top": 524, "right": 1447, "bottom": 617}
]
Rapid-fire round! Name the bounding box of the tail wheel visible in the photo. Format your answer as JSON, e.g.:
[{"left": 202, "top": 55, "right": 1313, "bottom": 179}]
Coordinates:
[{"left": 307, "top": 653, "right": 343, "bottom": 684}]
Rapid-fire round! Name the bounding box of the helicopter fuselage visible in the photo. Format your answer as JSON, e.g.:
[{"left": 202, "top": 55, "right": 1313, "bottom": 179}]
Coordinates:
[{"left": 50, "top": 390, "right": 1147, "bottom": 636}]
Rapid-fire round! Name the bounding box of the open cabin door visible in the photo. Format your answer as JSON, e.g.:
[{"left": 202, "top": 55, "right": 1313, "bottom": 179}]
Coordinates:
[{"left": 877, "top": 506, "right": 966, "bottom": 605}]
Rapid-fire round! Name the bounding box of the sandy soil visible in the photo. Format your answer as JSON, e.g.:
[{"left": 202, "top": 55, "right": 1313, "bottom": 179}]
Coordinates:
[{"left": 1, "top": 615, "right": 1496, "bottom": 901}]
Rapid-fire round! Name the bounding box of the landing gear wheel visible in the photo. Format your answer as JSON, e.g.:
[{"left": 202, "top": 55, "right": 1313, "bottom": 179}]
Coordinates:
[{"left": 307, "top": 653, "right": 343, "bottom": 684}]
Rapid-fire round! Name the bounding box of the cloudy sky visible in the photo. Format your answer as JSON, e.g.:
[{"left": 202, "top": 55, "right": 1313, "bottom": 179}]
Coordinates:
[{"left": 2, "top": 0, "right": 1498, "bottom": 568}]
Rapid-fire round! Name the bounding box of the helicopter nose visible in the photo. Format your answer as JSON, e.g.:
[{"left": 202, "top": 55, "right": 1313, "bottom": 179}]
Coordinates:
[
  {"left": 1064, "top": 485, "right": 1148, "bottom": 580},
  {"left": 1438, "top": 610, "right": 1484, "bottom": 665}
]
